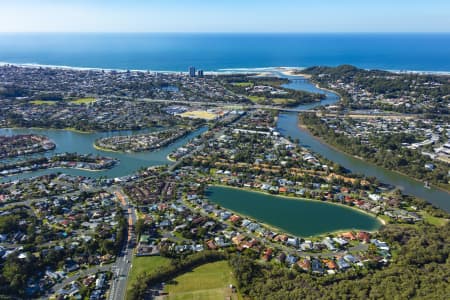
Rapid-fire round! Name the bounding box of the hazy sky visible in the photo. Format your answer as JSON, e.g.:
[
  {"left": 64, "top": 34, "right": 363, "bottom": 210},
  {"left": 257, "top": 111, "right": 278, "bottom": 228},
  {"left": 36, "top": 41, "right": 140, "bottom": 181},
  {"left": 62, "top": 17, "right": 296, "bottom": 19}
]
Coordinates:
[{"left": 1, "top": 0, "right": 449, "bottom": 33}]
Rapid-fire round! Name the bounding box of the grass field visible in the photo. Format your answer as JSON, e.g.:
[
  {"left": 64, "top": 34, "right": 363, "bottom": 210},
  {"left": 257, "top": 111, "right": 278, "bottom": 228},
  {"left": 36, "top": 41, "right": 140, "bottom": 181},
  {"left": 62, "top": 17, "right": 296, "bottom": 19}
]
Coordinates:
[
  {"left": 126, "top": 256, "right": 171, "bottom": 295},
  {"left": 180, "top": 110, "right": 218, "bottom": 120},
  {"left": 70, "top": 97, "right": 97, "bottom": 104},
  {"left": 419, "top": 211, "right": 449, "bottom": 226},
  {"left": 272, "top": 98, "right": 296, "bottom": 105},
  {"left": 30, "top": 100, "right": 57, "bottom": 105},
  {"left": 232, "top": 82, "right": 253, "bottom": 87},
  {"left": 164, "top": 260, "right": 240, "bottom": 300},
  {"left": 247, "top": 95, "right": 266, "bottom": 103}
]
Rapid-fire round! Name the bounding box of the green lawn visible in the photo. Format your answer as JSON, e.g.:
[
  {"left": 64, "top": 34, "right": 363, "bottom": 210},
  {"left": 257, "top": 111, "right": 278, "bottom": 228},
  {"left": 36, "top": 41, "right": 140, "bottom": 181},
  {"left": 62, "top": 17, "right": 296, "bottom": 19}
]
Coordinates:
[
  {"left": 420, "top": 212, "right": 449, "bottom": 226},
  {"left": 272, "top": 98, "right": 296, "bottom": 105},
  {"left": 126, "top": 256, "right": 171, "bottom": 295},
  {"left": 247, "top": 95, "right": 266, "bottom": 103},
  {"left": 378, "top": 214, "right": 392, "bottom": 224},
  {"left": 30, "top": 100, "right": 57, "bottom": 105},
  {"left": 164, "top": 260, "right": 240, "bottom": 300},
  {"left": 232, "top": 82, "right": 253, "bottom": 87},
  {"left": 70, "top": 97, "right": 97, "bottom": 104}
]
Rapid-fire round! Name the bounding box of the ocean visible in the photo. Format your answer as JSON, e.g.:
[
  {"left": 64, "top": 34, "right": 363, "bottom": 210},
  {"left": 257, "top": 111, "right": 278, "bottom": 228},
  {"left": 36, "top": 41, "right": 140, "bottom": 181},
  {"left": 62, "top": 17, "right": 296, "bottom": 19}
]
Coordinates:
[{"left": 0, "top": 33, "right": 449, "bottom": 72}]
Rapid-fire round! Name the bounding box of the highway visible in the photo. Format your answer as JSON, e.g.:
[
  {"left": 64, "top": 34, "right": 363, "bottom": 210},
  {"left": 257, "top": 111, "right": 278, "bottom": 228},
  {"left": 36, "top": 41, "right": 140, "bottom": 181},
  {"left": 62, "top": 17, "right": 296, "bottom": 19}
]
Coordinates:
[{"left": 109, "top": 189, "right": 137, "bottom": 300}]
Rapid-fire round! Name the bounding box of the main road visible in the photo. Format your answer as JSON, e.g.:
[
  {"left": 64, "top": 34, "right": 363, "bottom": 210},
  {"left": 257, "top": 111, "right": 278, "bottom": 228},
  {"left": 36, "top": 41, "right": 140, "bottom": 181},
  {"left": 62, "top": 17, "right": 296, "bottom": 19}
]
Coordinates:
[{"left": 109, "top": 189, "right": 137, "bottom": 300}]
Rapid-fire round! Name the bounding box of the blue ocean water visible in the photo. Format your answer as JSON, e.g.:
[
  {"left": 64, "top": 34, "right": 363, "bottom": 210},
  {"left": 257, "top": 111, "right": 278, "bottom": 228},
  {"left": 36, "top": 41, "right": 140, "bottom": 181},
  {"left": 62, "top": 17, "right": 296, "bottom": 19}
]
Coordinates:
[{"left": 0, "top": 33, "right": 449, "bottom": 71}]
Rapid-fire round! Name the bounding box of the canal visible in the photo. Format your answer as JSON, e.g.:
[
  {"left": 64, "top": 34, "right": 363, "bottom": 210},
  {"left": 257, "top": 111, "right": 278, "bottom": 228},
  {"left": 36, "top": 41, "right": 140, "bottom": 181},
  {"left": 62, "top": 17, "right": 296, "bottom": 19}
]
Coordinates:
[{"left": 0, "top": 127, "right": 207, "bottom": 181}]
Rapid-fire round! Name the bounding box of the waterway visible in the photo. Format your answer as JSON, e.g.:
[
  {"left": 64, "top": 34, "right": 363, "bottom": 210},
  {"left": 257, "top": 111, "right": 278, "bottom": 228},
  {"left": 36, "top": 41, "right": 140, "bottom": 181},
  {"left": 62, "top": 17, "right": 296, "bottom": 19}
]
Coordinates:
[
  {"left": 0, "top": 71, "right": 448, "bottom": 213},
  {"left": 277, "top": 73, "right": 450, "bottom": 212},
  {"left": 207, "top": 186, "right": 381, "bottom": 237},
  {"left": 0, "top": 127, "right": 207, "bottom": 182}
]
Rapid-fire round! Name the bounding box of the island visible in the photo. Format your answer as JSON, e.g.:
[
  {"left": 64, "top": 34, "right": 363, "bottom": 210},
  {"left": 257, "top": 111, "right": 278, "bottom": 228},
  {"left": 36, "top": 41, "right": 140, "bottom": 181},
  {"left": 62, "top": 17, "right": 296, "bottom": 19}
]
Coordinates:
[
  {"left": 0, "top": 152, "right": 118, "bottom": 176},
  {"left": 94, "top": 128, "right": 190, "bottom": 152},
  {"left": 0, "top": 134, "right": 55, "bottom": 159}
]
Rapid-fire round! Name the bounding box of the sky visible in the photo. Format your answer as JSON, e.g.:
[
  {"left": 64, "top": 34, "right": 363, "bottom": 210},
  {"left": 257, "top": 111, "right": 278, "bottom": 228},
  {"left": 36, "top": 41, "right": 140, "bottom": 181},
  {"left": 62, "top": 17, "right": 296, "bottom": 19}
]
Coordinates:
[{"left": 0, "top": 0, "right": 449, "bottom": 33}]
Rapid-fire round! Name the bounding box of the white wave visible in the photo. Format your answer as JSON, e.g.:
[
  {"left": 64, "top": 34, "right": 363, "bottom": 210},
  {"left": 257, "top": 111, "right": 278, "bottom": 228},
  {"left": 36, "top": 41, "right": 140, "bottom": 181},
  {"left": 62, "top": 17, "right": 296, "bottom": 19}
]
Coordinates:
[{"left": 0, "top": 61, "right": 449, "bottom": 75}]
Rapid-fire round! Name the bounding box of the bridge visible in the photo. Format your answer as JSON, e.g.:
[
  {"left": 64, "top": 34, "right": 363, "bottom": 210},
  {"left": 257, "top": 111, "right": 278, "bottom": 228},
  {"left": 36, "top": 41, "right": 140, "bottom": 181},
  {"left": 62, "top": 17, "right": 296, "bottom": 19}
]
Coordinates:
[
  {"left": 253, "top": 105, "right": 316, "bottom": 113},
  {"left": 288, "top": 78, "right": 309, "bottom": 83}
]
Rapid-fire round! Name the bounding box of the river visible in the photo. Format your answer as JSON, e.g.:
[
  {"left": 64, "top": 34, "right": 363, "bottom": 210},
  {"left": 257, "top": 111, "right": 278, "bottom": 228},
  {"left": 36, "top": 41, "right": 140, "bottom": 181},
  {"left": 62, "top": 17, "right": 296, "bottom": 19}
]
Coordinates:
[
  {"left": 277, "top": 73, "right": 450, "bottom": 212},
  {"left": 1, "top": 73, "right": 448, "bottom": 212}
]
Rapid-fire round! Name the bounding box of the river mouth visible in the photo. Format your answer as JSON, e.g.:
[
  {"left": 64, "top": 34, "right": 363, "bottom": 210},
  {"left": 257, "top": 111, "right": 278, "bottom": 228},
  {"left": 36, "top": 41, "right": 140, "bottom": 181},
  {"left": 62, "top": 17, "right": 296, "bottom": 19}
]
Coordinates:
[{"left": 206, "top": 186, "right": 382, "bottom": 237}]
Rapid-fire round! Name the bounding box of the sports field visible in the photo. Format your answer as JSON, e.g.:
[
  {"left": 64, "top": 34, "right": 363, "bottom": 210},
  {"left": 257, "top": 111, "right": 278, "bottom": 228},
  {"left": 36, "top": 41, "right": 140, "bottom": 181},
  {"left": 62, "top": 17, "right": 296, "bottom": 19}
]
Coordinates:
[
  {"left": 30, "top": 100, "right": 57, "bottom": 105},
  {"left": 70, "top": 97, "right": 97, "bottom": 104},
  {"left": 163, "top": 260, "right": 240, "bottom": 300},
  {"left": 126, "top": 256, "right": 171, "bottom": 296},
  {"left": 179, "top": 110, "right": 218, "bottom": 120}
]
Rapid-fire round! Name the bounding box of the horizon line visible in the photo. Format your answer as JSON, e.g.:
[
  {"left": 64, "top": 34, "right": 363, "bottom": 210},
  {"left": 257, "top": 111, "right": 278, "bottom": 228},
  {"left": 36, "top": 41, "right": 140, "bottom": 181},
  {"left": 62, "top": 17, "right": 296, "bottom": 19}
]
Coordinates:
[{"left": 1, "top": 31, "right": 450, "bottom": 34}]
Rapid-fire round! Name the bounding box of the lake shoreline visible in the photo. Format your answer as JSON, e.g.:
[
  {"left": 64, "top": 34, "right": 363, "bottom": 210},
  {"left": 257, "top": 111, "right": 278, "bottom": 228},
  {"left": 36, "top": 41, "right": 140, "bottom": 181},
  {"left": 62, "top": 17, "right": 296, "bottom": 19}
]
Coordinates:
[{"left": 208, "top": 184, "right": 383, "bottom": 238}]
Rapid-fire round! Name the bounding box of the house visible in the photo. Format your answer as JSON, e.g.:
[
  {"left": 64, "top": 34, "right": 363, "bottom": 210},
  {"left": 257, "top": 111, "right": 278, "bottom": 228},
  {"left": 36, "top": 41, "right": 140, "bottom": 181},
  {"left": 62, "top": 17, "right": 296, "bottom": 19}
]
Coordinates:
[
  {"left": 277, "top": 252, "right": 286, "bottom": 263},
  {"left": 368, "top": 194, "right": 382, "bottom": 201},
  {"left": 278, "top": 186, "right": 288, "bottom": 193},
  {"left": 273, "top": 234, "right": 288, "bottom": 242},
  {"left": 300, "top": 240, "right": 313, "bottom": 251},
  {"left": 95, "top": 273, "right": 106, "bottom": 290},
  {"left": 322, "top": 237, "right": 336, "bottom": 251},
  {"left": 311, "top": 259, "right": 324, "bottom": 274},
  {"left": 323, "top": 259, "right": 337, "bottom": 270},
  {"left": 333, "top": 237, "right": 348, "bottom": 247},
  {"left": 231, "top": 235, "right": 246, "bottom": 246},
  {"left": 262, "top": 248, "right": 273, "bottom": 261},
  {"left": 343, "top": 254, "right": 358, "bottom": 264},
  {"left": 285, "top": 254, "right": 297, "bottom": 266},
  {"left": 424, "top": 163, "right": 435, "bottom": 170},
  {"left": 207, "top": 240, "right": 218, "bottom": 250},
  {"left": 337, "top": 257, "right": 350, "bottom": 270},
  {"left": 64, "top": 260, "right": 80, "bottom": 272},
  {"left": 229, "top": 215, "right": 241, "bottom": 223},
  {"left": 297, "top": 258, "right": 311, "bottom": 271},
  {"left": 371, "top": 239, "right": 390, "bottom": 251},
  {"left": 286, "top": 237, "right": 299, "bottom": 247},
  {"left": 340, "top": 232, "right": 356, "bottom": 240},
  {"left": 357, "top": 231, "right": 370, "bottom": 243}
]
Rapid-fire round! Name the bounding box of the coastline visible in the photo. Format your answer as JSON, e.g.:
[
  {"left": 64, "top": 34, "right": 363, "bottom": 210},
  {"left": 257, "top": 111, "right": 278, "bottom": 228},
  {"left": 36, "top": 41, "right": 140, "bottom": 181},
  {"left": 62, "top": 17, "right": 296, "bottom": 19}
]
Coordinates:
[
  {"left": 1, "top": 61, "right": 450, "bottom": 75},
  {"left": 208, "top": 184, "right": 384, "bottom": 237},
  {"left": 277, "top": 69, "right": 312, "bottom": 79}
]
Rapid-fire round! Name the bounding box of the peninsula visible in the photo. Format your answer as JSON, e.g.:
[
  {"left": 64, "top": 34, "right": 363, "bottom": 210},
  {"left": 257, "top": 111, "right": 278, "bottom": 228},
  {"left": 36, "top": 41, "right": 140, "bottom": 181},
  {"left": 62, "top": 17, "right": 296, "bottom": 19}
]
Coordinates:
[{"left": 94, "top": 128, "right": 190, "bottom": 152}]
